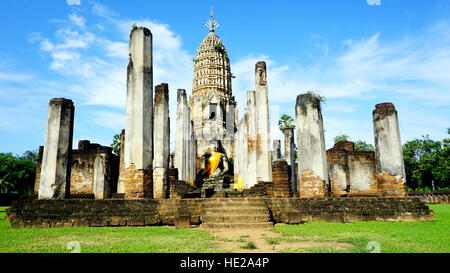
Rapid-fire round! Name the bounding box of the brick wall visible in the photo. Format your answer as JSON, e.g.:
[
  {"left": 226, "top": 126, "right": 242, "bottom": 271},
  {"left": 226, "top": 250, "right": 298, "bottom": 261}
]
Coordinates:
[
  {"left": 7, "top": 196, "right": 434, "bottom": 228},
  {"left": 327, "top": 141, "right": 378, "bottom": 197},
  {"left": 34, "top": 141, "right": 119, "bottom": 198}
]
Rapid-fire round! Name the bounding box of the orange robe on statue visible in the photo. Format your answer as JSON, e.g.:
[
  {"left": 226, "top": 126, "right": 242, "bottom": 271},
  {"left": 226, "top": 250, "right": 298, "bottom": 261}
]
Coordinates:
[{"left": 205, "top": 152, "right": 222, "bottom": 176}]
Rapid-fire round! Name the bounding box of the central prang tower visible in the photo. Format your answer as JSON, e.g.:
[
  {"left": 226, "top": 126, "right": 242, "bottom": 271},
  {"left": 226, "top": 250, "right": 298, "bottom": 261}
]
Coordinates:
[{"left": 189, "top": 10, "right": 237, "bottom": 170}]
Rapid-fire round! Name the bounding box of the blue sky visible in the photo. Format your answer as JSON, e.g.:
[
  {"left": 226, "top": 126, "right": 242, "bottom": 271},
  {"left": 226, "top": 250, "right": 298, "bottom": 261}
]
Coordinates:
[{"left": 1, "top": 0, "right": 449, "bottom": 155}]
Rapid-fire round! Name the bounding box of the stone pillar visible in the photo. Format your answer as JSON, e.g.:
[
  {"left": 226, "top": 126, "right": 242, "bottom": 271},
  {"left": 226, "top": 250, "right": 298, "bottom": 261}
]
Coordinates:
[
  {"left": 188, "top": 121, "right": 197, "bottom": 185},
  {"left": 175, "top": 89, "right": 188, "bottom": 182},
  {"left": 124, "top": 27, "right": 153, "bottom": 199},
  {"left": 295, "top": 93, "right": 328, "bottom": 198},
  {"left": 184, "top": 112, "right": 192, "bottom": 183},
  {"left": 247, "top": 91, "right": 258, "bottom": 187},
  {"left": 93, "top": 154, "right": 111, "bottom": 199},
  {"left": 273, "top": 140, "right": 281, "bottom": 161},
  {"left": 283, "top": 128, "right": 296, "bottom": 193},
  {"left": 153, "top": 83, "right": 170, "bottom": 198},
  {"left": 33, "top": 146, "right": 44, "bottom": 195},
  {"left": 38, "top": 98, "right": 74, "bottom": 200},
  {"left": 255, "top": 61, "right": 272, "bottom": 181},
  {"left": 373, "top": 103, "right": 406, "bottom": 197},
  {"left": 117, "top": 129, "right": 125, "bottom": 194}
]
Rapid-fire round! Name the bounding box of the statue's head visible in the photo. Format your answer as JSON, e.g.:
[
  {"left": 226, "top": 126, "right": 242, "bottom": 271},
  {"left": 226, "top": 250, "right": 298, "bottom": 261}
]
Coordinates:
[{"left": 211, "top": 141, "right": 220, "bottom": 153}]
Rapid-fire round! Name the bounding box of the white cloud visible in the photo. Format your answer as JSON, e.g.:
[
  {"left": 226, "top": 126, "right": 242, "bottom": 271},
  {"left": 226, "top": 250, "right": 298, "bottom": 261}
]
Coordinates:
[
  {"left": 66, "top": 0, "right": 81, "bottom": 6},
  {"left": 68, "top": 13, "right": 86, "bottom": 28}
]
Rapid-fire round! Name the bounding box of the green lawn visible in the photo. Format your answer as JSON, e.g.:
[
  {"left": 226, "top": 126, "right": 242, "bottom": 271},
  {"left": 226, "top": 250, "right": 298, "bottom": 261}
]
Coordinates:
[
  {"left": 269, "top": 204, "right": 450, "bottom": 253},
  {"left": 0, "top": 205, "right": 448, "bottom": 253},
  {"left": 0, "top": 206, "right": 219, "bottom": 253}
]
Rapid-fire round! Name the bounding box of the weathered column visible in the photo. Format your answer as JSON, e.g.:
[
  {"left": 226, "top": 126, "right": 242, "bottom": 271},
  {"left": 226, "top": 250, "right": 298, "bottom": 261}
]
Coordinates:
[
  {"left": 33, "top": 146, "right": 44, "bottom": 195},
  {"left": 117, "top": 129, "right": 125, "bottom": 194},
  {"left": 273, "top": 140, "right": 281, "bottom": 161},
  {"left": 247, "top": 91, "right": 258, "bottom": 187},
  {"left": 175, "top": 89, "right": 189, "bottom": 181},
  {"left": 233, "top": 115, "right": 240, "bottom": 183},
  {"left": 93, "top": 154, "right": 111, "bottom": 199},
  {"left": 184, "top": 112, "right": 192, "bottom": 183},
  {"left": 38, "top": 98, "right": 74, "bottom": 200},
  {"left": 255, "top": 61, "right": 272, "bottom": 181},
  {"left": 283, "top": 128, "right": 297, "bottom": 193},
  {"left": 153, "top": 83, "right": 170, "bottom": 198},
  {"left": 188, "top": 120, "right": 197, "bottom": 185},
  {"left": 124, "top": 27, "right": 153, "bottom": 199},
  {"left": 295, "top": 93, "right": 328, "bottom": 198},
  {"left": 373, "top": 103, "right": 406, "bottom": 197}
]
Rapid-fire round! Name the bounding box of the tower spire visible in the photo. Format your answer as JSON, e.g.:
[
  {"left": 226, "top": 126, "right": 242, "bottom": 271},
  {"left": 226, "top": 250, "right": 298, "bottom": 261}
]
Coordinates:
[{"left": 205, "top": 7, "right": 220, "bottom": 32}]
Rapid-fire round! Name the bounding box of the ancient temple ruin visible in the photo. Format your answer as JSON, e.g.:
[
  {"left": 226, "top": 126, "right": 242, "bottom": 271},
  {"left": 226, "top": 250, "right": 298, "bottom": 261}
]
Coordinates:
[{"left": 7, "top": 12, "right": 435, "bottom": 228}]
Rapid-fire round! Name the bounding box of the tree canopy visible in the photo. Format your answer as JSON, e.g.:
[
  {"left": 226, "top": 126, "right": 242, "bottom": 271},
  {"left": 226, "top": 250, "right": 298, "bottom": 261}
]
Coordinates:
[
  {"left": 0, "top": 151, "right": 37, "bottom": 194},
  {"left": 278, "top": 114, "right": 295, "bottom": 132},
  {"left": 403, "top": 134, "right": 449, "bottom": 191}
]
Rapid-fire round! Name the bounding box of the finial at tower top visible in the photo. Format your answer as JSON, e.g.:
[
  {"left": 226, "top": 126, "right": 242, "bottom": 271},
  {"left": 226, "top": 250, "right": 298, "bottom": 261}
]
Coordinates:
[{"left": 205, "top": 7, "right": 220, "bottom": 32}]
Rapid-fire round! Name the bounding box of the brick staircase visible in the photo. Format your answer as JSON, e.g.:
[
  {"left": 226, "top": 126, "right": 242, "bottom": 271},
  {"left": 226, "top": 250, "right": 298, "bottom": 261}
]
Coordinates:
[{"left": 200, "top": 198, "right": 274, "bottom": 229}]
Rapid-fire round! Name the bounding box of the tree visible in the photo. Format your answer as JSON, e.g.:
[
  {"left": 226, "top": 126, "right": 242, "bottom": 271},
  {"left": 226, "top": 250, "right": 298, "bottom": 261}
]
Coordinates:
[
  {"left": 334, "top": 134, "right": 349, "bottom": 143},
  {"left": 278, "top": 114, "right": 295, "bottom": 132},
  {"left": 111, "top": 133, "right": 121, "bottom": 156},
  {"left": 402, "top": 134, "right": 449, "bottom": 191},
  {"left": 354, "top": 140, "right": 375, "bottom": 151},
  {"left": 0, "top": 151, "right": 37, "bottom": 194}
]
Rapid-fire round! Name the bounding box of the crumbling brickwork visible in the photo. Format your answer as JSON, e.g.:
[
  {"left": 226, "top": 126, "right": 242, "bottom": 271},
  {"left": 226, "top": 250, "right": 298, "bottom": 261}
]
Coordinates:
[
  {"left": 271, "top": 160, "right": 292, "bottom": 198},
  {"left": 327, "top": 141, "right": 378, "bottom": 197},
  {"left": 70, "top": 140, "right": 119, "bottom": 197},
  {"left": 298, "top": 169, "right": 328, "bottom": 198},
  {"left": 377, "top": 172, "right": 406, "bottom": 197},
  {"left": 7, "top": 196, "right": 434, "bottom": 228},
  {"left": 35, "top": 140, "right": 119, "bottom": 198},
  {"left": 123, "top": 164, "right": 152, "bottom": 199}
]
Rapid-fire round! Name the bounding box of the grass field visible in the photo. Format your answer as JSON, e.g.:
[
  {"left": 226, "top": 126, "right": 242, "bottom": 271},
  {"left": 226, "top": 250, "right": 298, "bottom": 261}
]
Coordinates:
[{"left": 0, "top": 205, "right": 448, "bottom": 253}]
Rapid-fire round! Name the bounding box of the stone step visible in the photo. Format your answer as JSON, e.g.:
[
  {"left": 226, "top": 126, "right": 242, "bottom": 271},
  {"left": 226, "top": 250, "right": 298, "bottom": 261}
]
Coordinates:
[
  {"left": 201, "top": 214, "right": 270, "bottom": 223},
  {"left": 200, "top": 222, "right": 274, "bottom": 229},
  {"left": 201, "top": 208, "right": 270, "bottom": 215}
]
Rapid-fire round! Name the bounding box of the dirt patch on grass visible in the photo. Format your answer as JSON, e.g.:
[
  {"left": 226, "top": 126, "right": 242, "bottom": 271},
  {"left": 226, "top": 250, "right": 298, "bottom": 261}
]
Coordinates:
[{"left": 208, "top": 226, "right": 354, "bottom": 253}]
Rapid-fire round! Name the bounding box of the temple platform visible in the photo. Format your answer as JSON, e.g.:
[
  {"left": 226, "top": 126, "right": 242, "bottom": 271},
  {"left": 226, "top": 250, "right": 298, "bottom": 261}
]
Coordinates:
[{"left": 6, "top": 196, "right": 434, "bottom": 228}]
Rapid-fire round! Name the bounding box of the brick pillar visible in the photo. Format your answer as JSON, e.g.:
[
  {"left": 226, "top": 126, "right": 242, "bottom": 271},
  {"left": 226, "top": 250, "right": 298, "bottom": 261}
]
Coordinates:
[
  {"left": 255, "top": 61, "right": 272, "bottom": 181},
  {"left": 124, "top": 27, "right": 153, "bottom": 199},
  {"left": 295, "top": 93, "right": 328, "bottom": 198},
  {"left": 39, "top": 98, "right": 74, "bottom": 200},
  {"left": 153, "top": 83, "right": 170, "bottom": 198},
  {"left": 373, "top": 103, "right": 406, "bottom": 197},
  {"left": 272, "top": 160, "right": 292, "bottom": 197}
]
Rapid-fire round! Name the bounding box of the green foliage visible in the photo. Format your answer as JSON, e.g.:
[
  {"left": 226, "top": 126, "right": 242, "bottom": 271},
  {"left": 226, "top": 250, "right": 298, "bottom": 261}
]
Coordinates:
[
  {"left": 354, "top": 140, "right": 375, "bottom": 152},
  {"left": 240, "top": 241, "right": 257, "bottom": 249},
  {"left": 192, "top": 58, "right": 199, "bottom": 64},
  {"left": 111, "top": 133, "right": 121, "bottom": 156},
  {"left": 334, "top": 134, "right": 349, "bottom": 143},
  {"left": 0, "top": 151, "right": 37, "bottom": 194},
  {"left": 131, "top": 23, "right": 137, "bottom": 29},
  {"left": 305, "top": 90, "right": 326, "bottom": 105},
  {"left": 278, "top": 114, "right": 295, "bottom": 132},
  {"left": 403, "top": 134, "right": 449, "bottom": 191},
  {"left": 214, "top": 43, "right": 224, "bottom": 54},
  {"left": 333, "top": 135, "right": 374, "bottom": 151}
]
